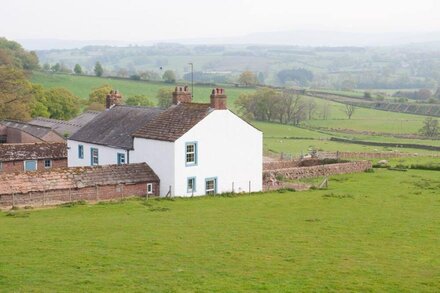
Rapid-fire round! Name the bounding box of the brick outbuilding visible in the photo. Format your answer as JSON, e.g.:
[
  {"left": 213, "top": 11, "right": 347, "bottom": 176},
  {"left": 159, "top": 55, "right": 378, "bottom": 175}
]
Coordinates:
[
  {"left": 0, "top": 143, "right": 67, "bottom": 173},
  {"left": 0, "top": 163, "right": 160, "bottom": 207}
]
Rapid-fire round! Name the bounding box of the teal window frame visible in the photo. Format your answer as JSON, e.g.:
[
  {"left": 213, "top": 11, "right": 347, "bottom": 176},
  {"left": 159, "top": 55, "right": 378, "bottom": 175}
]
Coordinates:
[
  {"left": 187, "top": 177, "right": 196, "bottom": 194},
  {"left": 91, "top": 148, "right": 99, "bottom": 166},
  {"left": 185, "top": 142, "right": 198, "bottom": 166},
  {"left": 78, "top": 145, "right": 84, "bottom": 159},
  {"left": 117, "top": 153, "right": 126, "bottom": 165},
  {"left": 205, "top": 177, "right": 217, "bottom": 195}
]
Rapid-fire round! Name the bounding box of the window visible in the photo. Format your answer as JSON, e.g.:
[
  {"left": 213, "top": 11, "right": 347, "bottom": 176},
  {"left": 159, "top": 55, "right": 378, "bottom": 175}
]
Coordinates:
[
  {"left": 205, "top": 178, "right": 217, "bottom": 195},
  {"left": 0, "top": 135, "right": 6, "bottom": 144},
  {"left": 117, "top": 153, "right": 126, "bottom": 165},
  {"left": 44, "top": 159, "right": 52, "bottom": 169},
  {"left": 187, "top": 177, "right": 196, "bottom": 194},
  {"left": 91, "top": 148, "right": 99, "bottom": 166},
  {"left": 78, "top": 145, "right": 84, "bottom": 159},
  {"left": 0, "top": 161, "right": 3, "bottom": 172},
  {"left": 185, "top": 142, "right": 197, "bottom": 166},
  {"left": 147, "top": 183, "right": 153, "bottom": 194},
  {"left": 24, "top": 160, "right": 37, "bottom": 172}
]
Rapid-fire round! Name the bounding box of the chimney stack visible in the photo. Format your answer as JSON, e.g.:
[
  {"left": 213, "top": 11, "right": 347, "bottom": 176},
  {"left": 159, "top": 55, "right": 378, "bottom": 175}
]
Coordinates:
[
  {"left": 172, "top": 85, "right": 192, "bottom": 105},
  {"left": 106, "top": 90, "right": 122, "bottom": 109},
  {"left": 210, "top": 88, "right": 227, "bottom": 110}
]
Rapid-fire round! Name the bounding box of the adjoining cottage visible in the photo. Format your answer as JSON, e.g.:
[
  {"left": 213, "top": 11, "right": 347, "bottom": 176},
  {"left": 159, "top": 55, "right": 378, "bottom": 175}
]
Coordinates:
[
  {"left": 0, "top": 163, "right": 159, "bottom": 207},
  {"left": 67, "top": 87, "right": 263, "bottom": 197},
  {"left": 0, "top": 111, "right": 100, "bottom": 143},
  {"left": 0, "top": 142, "right": 67, "bottom": 173}
]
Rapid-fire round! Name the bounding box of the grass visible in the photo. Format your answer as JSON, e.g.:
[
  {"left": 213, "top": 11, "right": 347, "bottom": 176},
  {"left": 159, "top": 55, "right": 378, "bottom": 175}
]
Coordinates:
[
  {"left": 1, "top": 169, "right": 439, "bottom": 292},
  {"left": 31, "top": 71, "right": 255, "bottom": 108}
]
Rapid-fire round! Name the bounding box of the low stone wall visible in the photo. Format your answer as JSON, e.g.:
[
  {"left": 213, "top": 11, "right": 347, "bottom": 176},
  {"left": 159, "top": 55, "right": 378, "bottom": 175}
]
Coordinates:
[
  {"left": 317, "top": 151, "right": 423, "bottom": 160},
  {"left": 263, "top": 161, "right": 372, "bottom": 183},
  {"left": 0, "top": 182, "right": 159, "bottom": 208},
  {"left": 263, "top": 158, "right": 327, "bottom": 171}
]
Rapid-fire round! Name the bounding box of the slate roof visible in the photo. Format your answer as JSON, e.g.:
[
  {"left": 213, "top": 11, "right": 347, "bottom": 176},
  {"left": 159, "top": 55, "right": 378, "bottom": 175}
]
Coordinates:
[
  {"left": 29, "top": 111, "right": 100, "bottom": 138},
  {"left": 132, "top": 103, "right": 213, "bottom": 141},
  {"left": 0, "top": 120, "right": 57, "bottom": 140},
  {"left": 69, "top": 106, "right": 163, "bottom": 149},
  {"left": 0, "top": 143, "right": 67, "bottom": 162},
  {"left": 0, "top": 163, "right": 159, "bottom": 195}
]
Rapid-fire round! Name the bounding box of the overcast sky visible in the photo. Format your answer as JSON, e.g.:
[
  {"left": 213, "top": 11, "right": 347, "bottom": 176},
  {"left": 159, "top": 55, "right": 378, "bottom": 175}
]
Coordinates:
[{"left": 2, "top": 0, "right": 440, "bottom": 41}]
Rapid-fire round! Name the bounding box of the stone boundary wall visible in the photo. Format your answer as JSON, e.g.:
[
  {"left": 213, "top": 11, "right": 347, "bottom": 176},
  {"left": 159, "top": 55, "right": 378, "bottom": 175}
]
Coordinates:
[
  {"left": 263, "top": 161, "right": 372, "bottom": 183},
  {"left": 263, "top": 159, "right": 330, "bottom": 171},
  {"left": 0, "top": 182, "right": 159, "bottom": 208},
  {"left": 317, "top": 151, "right": 433, "bottom": 160}
]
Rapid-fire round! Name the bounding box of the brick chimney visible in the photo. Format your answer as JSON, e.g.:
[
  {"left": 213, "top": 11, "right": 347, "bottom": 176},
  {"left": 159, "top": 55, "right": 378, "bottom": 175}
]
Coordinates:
[
  {"left": 210, "top": 88, "right": 227, "bottom": 110},
  {"left": 172, "top": 85, "right": 192, "bottom": 105},
  {"left": 106, "top": 90, "right": 122, "bottom": 109}
]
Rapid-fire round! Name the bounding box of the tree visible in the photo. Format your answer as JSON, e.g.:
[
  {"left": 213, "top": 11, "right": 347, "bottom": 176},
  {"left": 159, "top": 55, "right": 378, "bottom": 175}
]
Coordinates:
[
  {"left": 277, "top": 68, "right": 314, "bottom": 86},
  {"left": 51, "top": 63, "right": 61, "bottom": 72},
  {"left": 45, "top": 88, "right": 80, "bottom": 120},
  {"left": 320, "top": 103, "right": 331, "bottom": 120},
  {"left": 29, "top": 84, "right": 50, "bottom": 118},
  {"left": 156, "top": 88, "right": 174, "bottom": 109},
  {"left": 344, "top": 104, "right": 356, "bottom": 119},
  {"left": 125, "top": 95, "right": 154, "bottom": 107},
  {"left": 162, "top": 70, "right": 176, "bottom": 83},
  {"left": 74, "top": 64, "right": 83, "bottom": 75},
  {"left": 238, "top": 71, "right": 258, "bottom": 86},
  {"left": 94, "top": 62, "right": 104, "bottom": 77},
  {"left": 0, "top": 37, "right": 39, "bottom": 70},
  {"left": 0, "top": 66, "right": 33, "bottom": 120},
  {"left": 257, "top": 72, "right": 265, "bottom": 84},
  {"left": 419, "top": 117, "right": 439, "bottom": 137},
  {"left": 88, "top": 84, "right": 113, "bottom": 105},
  {"left": 306, "top": 99, "right": 317, "bottom": 120}
]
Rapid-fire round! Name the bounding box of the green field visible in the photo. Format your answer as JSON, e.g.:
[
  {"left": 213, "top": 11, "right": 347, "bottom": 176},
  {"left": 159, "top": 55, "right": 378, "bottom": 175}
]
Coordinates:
[
  {"left": 1, "top": 169, "right": 439, "bottom": 292},
  {"left": 31, "top": 72, "right": 440, "bottom": 156},
  {"left": 31, "top": 72, "right": 255, "bottom": 108}
]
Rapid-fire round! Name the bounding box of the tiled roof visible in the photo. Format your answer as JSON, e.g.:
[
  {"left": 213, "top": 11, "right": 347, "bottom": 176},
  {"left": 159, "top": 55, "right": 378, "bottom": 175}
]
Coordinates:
[
  {"left": 132, "top": 103, "right": 213, "bottom": 141},
  {"left": 0, "top": 143, "right": 67, "bottom": 162},
  {"left": 0, "top": 163, "right": 159, "bottom": 195},
  {"left": 69, "top": 106, "right": 163, "bottom": 149},
  {"left": 68, "top": 111, "right": 101, "bottom": 126},
  {"left": 0, "top": 120, "right": 57, "bottom": 140}
]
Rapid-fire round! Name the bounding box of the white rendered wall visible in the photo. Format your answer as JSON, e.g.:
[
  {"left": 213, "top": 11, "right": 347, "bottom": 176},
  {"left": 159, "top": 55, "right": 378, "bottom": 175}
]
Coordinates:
[
  {"left": 67, "top": 140, "right": 128, "bottom": 167},
  {"left": 174, "top": 110, "right": 263, "bottom": 197},
  {"left": 131, "top": 138, "right": 175, "bottom": 196}
]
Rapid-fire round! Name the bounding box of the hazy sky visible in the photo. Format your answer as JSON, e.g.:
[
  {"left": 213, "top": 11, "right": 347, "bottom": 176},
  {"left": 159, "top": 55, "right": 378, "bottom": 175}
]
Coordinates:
[{"left": 2, "top": 0, "right": 440, "bottom": 41}]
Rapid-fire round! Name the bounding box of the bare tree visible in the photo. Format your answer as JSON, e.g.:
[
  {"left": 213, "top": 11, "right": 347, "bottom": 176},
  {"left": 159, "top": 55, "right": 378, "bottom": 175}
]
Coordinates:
[
  {"left": 306, "top": 99, "right": 317, "bottom": 120},
  {"left": 320, "top": 103, "right": 331, "bottom": 120},
  {"left": 344, "top": 104, "right": 356, "bottom": 119}
]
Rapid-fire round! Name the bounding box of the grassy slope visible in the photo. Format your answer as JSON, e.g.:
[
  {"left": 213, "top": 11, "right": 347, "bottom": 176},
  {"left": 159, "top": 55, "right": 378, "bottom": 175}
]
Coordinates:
[
  {"left": 31, "top": 72, "right": 254, "bottom": 107},
  {"left": 1, "top": 169, "right": 439, "bottom": 292},
  {"left": 32, "top": 72, "right": 439, "bottom": 155}
]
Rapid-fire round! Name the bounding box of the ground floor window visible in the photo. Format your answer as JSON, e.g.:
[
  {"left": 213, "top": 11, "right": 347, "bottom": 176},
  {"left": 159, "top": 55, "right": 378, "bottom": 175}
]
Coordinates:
[
  {"left": 24, "top": 160, "right": 37, "bottom": 172},
  {"left": 147, "top": 183, "right": 153, "bottom": 194},
  {"left": 91, "top": 148, "right": 99, "bottom": 166},
  {"left": 205, "top": 178, "right": 217, "bottom": 195},
  {"left": 44, "top": 159, "right": 52, "bottom": 169},
  {"left": 0, "top": 161, "right": 2, "bottom": 172},
  {"left": 187, "top": 177, "right": 196, "bottom": 194},
  {"left": 117, "top": 153, "right": 126, "bottom": 165}
]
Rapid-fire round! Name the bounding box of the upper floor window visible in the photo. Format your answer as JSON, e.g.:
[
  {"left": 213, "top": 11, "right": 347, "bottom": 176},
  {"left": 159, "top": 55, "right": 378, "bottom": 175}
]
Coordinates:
[
  {"left": 185, "top": 142, "right": 197, "bottom": 166},
  {"left": 117, "top": 153, "right": 126, "bottom": 165},
  {"left": 91, "top": 148, "right": 99, "bottom": 166},
  {"left": 24, "top": 160, "right": 37, "bottom": 172},
  {"left": 78, "top": 145, "right": 84, "bottom": 159}
]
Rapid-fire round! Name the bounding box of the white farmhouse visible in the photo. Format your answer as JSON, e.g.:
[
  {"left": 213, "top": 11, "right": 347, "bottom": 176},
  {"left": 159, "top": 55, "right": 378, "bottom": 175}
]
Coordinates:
[{"left": 67, "top": 87, "right": 262, "bottom": 197}]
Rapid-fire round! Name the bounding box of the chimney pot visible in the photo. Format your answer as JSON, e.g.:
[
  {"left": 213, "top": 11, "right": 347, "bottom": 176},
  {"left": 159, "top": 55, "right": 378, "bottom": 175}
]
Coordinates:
[
  {"left": 106, "top": 89, "right": 123, "bottom": 109},
  {"left": 172, "top": 85, "right": 192, "bottom": 105},
  {"left": 210, "top": 88, "right": 227, "bottom": 110}
]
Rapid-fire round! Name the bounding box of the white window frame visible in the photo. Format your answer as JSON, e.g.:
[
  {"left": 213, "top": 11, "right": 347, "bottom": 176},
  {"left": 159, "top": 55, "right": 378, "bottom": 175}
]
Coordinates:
[
  {"left": 44, "top": 159, "right": 52, "bottom": 169},
  {"left": 147, "top": 183, "right": 153, "bottom": 194},
  {"left": 91, "top": 148, "right": 99, "bottom": 166},
  {"left": 24, "top": 160, "right": 38, "bottom": 172}
]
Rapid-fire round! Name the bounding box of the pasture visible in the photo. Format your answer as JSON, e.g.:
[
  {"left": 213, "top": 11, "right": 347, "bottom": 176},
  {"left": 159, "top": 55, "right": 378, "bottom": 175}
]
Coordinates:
[{"left": 1, "top": 169, "right": 439, "bottom": 292}]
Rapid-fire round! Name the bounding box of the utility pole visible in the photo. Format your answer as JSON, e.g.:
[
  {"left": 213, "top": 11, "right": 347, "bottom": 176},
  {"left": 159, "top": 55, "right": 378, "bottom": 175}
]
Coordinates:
[{"left": 188, "top": 62, "right": 194, "bottom": 98}]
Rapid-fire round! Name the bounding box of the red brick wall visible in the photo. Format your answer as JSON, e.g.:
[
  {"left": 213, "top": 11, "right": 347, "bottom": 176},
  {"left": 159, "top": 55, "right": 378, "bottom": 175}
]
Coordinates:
[
  {"left": 0, "top": 181, "right": 160, "bottom": 208},
  {"left": 1, "top": 159, "right": 68, "bottom": 174}
]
